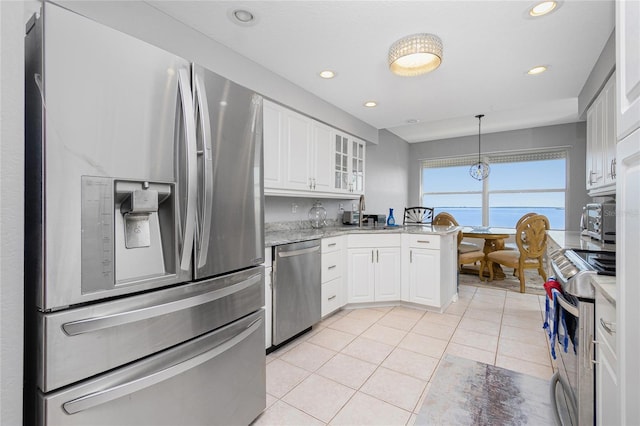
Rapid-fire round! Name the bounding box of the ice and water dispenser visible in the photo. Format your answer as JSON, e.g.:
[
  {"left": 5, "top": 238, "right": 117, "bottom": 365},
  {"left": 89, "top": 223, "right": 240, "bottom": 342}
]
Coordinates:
[{"left": 81, "top": 176, "right": 178, "bottom": 295}]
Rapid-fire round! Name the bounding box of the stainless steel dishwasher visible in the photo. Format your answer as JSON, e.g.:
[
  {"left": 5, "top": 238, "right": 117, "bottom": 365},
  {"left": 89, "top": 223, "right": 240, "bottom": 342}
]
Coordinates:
[{"left": 272, "top": 240, "right": 321, "bottom": 346}]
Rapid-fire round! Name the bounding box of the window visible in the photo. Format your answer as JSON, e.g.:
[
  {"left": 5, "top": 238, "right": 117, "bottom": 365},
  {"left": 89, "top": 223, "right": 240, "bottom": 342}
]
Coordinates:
[{"left": 421, "top": 150, "right": 567, "bottom": 229}]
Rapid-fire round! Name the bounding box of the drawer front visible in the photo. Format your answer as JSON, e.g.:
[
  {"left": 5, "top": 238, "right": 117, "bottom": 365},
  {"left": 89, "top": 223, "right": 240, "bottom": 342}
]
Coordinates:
[
  {"left": 595, "top": 291, "right": 616, "bottom": 350},
  {"left": 322, "top": 251, "right": 342, "bottom": 282},
  {"left": 407, "top": 234, "right": 441, "bottom": 249},
  {"left": 347, "top": 233, "right": 400, "bottom": 248},
  {"left": 321, "top": 277, "right": 343, "bottom": 317},
  {"left": 322, "top": 236, "right": 344, "bottom": 253}
]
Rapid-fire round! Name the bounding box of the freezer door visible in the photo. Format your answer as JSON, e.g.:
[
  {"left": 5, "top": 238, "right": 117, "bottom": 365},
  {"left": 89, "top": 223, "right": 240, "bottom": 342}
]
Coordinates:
[
  {"left": 25, "top": 3, "right": 195, "bottom": 310},
  {"left": 37, "top": 266, "right": 264, "bottom": 393},
  {"left": 192, "top": 65, "right": 264, "bottom": 279},
  {"left": 39, "top": 310, "right": 266, "bottom": 426}
]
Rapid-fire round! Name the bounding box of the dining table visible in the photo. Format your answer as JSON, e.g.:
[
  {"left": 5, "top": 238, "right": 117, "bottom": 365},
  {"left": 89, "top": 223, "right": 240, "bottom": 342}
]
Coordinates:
[{"left": 461, "top": 227, "right": 515, "bottom": 279}]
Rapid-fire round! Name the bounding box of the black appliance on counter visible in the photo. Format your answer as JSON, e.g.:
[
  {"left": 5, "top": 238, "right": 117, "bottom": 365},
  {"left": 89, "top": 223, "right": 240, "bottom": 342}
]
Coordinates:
[{"left": 548, "top": 248, "right": 616, "bottom": 425}]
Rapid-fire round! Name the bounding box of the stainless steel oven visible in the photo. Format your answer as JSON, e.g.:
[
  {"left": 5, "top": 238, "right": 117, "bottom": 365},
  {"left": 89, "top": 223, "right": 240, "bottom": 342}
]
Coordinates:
[{"left": 548, "top": 249, "right": 615, "bottom": 426}]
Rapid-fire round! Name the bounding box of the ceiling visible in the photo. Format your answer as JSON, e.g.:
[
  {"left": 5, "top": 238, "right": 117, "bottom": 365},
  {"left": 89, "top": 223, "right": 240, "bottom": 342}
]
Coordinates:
[{"left": 146, "top": 0, "right": 615, "bottom": 143}]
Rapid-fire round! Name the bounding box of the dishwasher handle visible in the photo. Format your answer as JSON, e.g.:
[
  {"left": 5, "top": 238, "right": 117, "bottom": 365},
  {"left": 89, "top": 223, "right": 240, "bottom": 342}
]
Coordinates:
[{"left": 277, "top": 245, "right": 320, "bottom": 258}]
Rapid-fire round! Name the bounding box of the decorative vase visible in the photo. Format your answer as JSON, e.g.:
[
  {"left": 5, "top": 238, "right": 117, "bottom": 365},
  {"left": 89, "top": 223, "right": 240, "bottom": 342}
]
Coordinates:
[
  {"left": 308, "top": 201, "right": 327, "bottom": 229},
  {"left": 387, "top": 208, "right": 396, "bottom": 226}
]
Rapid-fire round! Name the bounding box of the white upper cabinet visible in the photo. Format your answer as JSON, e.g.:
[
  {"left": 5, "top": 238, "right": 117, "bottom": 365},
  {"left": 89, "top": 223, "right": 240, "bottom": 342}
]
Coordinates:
[
  {"left": 333, "top": 131, "right": 366, "bottom": 195},
  {"left": 616, "top": 0, "right": 640, "bottom": 140},
  {"left": 586, "top": 74, "right": 617, "bottom": 195},
  {"left": 263, "top": 100, "right": 365, "bottom": 198}
]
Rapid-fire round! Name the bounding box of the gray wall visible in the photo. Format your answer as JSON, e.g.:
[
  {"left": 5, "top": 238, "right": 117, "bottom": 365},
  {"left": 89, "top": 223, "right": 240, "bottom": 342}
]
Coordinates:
[
  {"left": 578, "top": 31, "right": 616, "bottom": 119},
  {"left": 408, "top": 122, "right": 590, "bottom": 231}
]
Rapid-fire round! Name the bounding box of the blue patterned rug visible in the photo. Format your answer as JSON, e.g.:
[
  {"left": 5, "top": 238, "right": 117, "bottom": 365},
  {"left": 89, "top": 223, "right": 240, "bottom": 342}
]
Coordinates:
[{"left": 416, "top": 355, "right": 553, "bottom": 425}]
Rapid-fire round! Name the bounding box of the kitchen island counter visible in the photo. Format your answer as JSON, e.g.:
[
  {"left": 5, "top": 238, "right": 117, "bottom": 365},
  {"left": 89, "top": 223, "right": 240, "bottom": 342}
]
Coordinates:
[
  {"left": 547, "top": 230, "right": 616, "bottom": 252},
  {"left": 265, "top": 224, "right": 459, "bottom": 247}
]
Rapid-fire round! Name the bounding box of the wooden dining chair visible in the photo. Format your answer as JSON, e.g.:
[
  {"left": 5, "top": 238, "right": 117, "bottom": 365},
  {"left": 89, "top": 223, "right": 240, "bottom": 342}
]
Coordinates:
[
  {"left": 433, "top": 212, "right": 482, "bottom": 254},
  {"left": 486, "top": 214, "right": 550, "bottom": 293},
  {"left": 403, "top": 207, "right": 434, "bottom": 225}
]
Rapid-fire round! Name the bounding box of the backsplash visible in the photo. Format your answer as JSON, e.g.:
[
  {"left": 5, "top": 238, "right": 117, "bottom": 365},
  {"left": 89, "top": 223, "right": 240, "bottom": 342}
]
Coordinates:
[{"left": 264, "top": 196, "right": 359, "bottom": 224}]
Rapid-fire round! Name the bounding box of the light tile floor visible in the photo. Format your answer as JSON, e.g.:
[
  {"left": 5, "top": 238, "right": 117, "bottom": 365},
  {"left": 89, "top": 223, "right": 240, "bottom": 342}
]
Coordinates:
[{"left": 253, "top": 284, "right": 554, "bottom": 426}]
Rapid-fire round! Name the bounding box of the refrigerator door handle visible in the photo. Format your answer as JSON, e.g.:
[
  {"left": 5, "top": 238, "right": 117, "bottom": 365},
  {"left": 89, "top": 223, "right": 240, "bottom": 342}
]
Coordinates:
[
  {"left": 194, "top": 72, "right": 213, "bottom": 268},
  {"left": 177, "top": 68, "right": 197, "bottom": 271},
  {"left": 62, "top": 273, "right": 262, "bottom": 336},
  {"left": 62, "top": 316, "right": 263, "bottom": 415}
]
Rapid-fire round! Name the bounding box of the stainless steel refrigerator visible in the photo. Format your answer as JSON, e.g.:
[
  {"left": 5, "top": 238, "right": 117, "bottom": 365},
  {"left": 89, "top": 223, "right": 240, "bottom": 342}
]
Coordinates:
[{"left": 24, "top": 4, "right": 265, "bottom": 425}]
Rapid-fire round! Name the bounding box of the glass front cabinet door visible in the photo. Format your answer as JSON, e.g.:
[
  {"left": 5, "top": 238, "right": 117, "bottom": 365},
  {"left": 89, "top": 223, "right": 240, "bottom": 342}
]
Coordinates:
[{"left": 333, "top": 131, "right": 365, "bottom": 194}]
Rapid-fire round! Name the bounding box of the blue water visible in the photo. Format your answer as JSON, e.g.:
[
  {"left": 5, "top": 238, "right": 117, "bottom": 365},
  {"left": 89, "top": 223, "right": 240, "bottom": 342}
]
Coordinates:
[{"left": 434, "top": 207, "right": 565, "bottom": 230}]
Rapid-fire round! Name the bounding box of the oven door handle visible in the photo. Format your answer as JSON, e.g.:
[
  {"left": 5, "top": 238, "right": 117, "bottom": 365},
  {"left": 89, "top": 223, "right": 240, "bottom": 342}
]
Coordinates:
[{"left": 555, "top": 292, "right": 579, "bottom": 318}]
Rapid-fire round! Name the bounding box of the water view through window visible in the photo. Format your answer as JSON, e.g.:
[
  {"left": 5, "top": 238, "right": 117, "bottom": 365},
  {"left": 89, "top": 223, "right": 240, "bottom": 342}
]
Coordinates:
[{"left": 422, "top": 156, "right": 567, "bottom": 230}]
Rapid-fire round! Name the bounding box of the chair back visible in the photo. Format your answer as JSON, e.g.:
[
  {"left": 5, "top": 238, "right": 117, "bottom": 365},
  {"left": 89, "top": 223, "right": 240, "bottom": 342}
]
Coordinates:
[
  {"left": 515, "top": 212, "right": 537, "bottom": 229},
  {"left": 433, "top": 212, "right": 459, "bottom": 226},
  {"left": 515, "top": 214, "right": 549, "bottom": 258},
  {"left": 433, "top": 212, "right": 462, "bottom": 245},
  {"left": 403, "top": 207, "right": 434, "bottom": 225}
]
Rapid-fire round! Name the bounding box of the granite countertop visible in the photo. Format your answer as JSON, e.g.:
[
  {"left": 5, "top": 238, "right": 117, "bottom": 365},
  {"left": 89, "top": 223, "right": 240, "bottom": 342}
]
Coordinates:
[
  {"left": 547, "top": 230, "right": 616, "bottom": 304},
  {"left": 591, "top": 274, "right": 616, "bottom": 305},
  {"left": 265, "top": 223, "right": 459, "bottom": 247},
  {"left": 547, "top": 230, "right": 616, "bottom": 252}
]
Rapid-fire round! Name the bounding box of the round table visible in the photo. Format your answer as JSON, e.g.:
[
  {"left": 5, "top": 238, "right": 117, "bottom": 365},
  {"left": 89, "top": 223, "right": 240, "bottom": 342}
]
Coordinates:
[{"left": 461, "top": 228, "right": 513, "bottom": 279}]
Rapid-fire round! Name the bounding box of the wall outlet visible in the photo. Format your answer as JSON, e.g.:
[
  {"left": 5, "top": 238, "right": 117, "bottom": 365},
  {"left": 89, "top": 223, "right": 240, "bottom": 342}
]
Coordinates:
[{"left": 291, "top": 203, "right": 298, "bottom": 213}]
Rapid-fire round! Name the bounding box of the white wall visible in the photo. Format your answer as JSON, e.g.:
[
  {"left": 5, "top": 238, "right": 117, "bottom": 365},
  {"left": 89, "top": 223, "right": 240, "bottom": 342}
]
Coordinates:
[{"left": 408, "top": 122, "right": 590, "bottom": 231}]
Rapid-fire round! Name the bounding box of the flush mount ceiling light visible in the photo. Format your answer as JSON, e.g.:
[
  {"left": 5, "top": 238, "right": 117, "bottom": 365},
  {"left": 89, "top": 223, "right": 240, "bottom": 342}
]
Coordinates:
[
  {"left": 529, "top": 1, "right": 558, "bottom": 17},
  {"left": 229, "top": 9, "right": 257, "bottom": 26},
  {"left": 319, "top": 70, "right": 336, "bottom": 79},
  {"left": 363, "top": 101, "right": 377, "bottom": 108},
  {"left": 527, "top": 65, "right": 548, "bottom": 75},
  {"left": 469, "top": 114, "right": 490, "bottom": 181},
  {"left": 388, "top": 33, "right": 443, "bottom": 77}
]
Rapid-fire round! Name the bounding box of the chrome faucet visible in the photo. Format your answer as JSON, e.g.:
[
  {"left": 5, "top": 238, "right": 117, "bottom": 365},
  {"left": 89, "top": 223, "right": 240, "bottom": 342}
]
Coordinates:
[{"left": 358, "top": 194, "right": 365, "bottom": 227}]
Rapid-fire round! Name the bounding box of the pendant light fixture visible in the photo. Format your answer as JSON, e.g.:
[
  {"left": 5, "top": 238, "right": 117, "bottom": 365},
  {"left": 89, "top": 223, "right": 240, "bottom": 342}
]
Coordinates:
[
  {"left": 469, "top": 114, "right": 490, "bottom": 180},
  {"left": 388, "top": 33, "right": 443, "bottom": 76}
]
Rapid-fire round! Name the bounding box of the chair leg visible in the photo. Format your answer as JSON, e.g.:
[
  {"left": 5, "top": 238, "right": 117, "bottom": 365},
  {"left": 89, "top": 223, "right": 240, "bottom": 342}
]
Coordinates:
[
  {"left": 487, "top": 261, "right": 494, "bottom": 282},
  {"left": 518, "top": 268, "right": 525, "bottom": 293},
  {"left": 479, "top": 260, "right": 486, "bottom": 281}
]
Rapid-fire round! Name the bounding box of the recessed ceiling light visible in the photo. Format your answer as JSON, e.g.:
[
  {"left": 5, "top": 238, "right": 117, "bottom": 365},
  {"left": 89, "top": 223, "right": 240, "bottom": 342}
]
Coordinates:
[
  {"left": 228, "top": 9, "right": 257, "bottom": 26},
  {"left": 319, "top": 70, "right": 336, "bottom": 79},
  {"left": 406, "top": 119, "right": 420, "bottom": 124},
  {"left": 527, "top": 65, "right": 548, "bottom": 75},
  {"left": 529, "top": 1, "right": 558, "bottom": 17},
  {"left": 363, "top": 101, "right": 377, "bottom": 108}
]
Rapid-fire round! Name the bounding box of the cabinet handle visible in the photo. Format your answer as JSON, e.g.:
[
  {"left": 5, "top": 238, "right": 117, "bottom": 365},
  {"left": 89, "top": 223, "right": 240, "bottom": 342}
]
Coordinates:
[
  {"left": 371, "top": 250, "right": 374, "bottom": 263},
  {"left": 328, "top": 265, "right": 337, "bottom": 270},
  {"left": 376, "top": 250, "right": 379, "bottom": 263},
  {"left": 328, "top": 243, "right": 337, "bottom": 247},
  {"left": 417, "top": 240, "right": 430, "bottom": 244},
  {"left": 312, "top": 178, "right": 316, "bottom": 190},
  {"left": 612, "top": 158, "right": 616, "bottom": 178},
  {"left": 410, "top": 250, "right": 413, "bottom": 263},
  {"left": 591, "top": 339, "right": 600, "bottom": 365},
  {"left": 600, "top": 318, "right": 616, "bottom": 335},
  {"left": 328, "top": 295, "right": 337, "bottom": 301}
]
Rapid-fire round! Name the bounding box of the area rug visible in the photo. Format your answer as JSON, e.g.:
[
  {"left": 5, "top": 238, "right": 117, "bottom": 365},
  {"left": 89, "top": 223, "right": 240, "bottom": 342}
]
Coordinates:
[
  {"left": 458, "top": 268, "right": 546, "bottom": 296},
  {"left": 416, "top": 355, "right": 553, "bottom": 426}
]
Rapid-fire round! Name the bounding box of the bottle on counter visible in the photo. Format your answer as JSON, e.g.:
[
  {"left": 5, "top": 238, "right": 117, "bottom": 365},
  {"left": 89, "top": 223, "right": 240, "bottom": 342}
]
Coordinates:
[{"left": 387, "top": 208, "right": 396, "bottom": 226}]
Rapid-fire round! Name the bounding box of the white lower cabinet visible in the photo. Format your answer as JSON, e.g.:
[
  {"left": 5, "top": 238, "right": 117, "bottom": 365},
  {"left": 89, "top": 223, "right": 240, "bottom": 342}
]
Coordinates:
[
  {"left": 402, "top": 233, "right": 457, "bottom": 310},
  {"left": 321, "top": 236, "right": 345, "bottom": 317},
  {"left": 595, "top": 289, "right": 617, "bottom": 425},
  {"left": 346, "top": 234, "right": 401, "bottom": 304}
]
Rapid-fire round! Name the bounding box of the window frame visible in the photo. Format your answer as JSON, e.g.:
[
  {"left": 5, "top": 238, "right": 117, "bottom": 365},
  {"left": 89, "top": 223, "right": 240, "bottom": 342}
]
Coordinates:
[{"left": 420, "top": 149, "right": 568, "bottom": 229}]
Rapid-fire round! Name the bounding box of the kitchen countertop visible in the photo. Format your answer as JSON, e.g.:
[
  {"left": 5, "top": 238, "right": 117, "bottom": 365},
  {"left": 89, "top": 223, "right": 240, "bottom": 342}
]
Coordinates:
[
  {"left": 547, "top": 230, "right": 616, "bottom": 252},
  {"left": 591, "top": 274, "right": 616, "bottom": 305},
  {"left": 547, "top": 230, "right": 616, "bottom": 304},
  {"left": 265, "top": 224, "right": 459, "bottom": 247}
]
